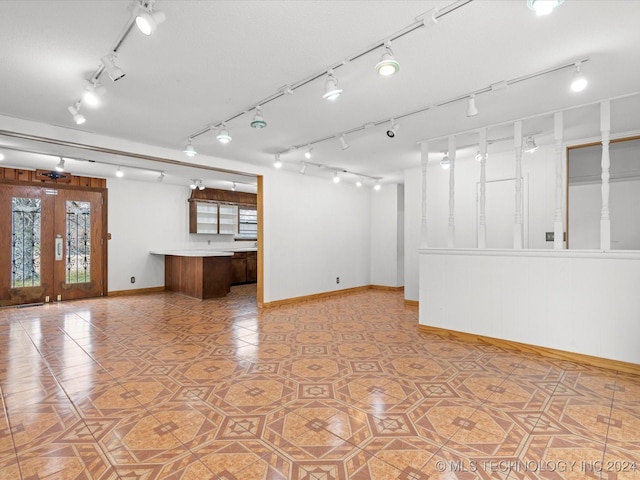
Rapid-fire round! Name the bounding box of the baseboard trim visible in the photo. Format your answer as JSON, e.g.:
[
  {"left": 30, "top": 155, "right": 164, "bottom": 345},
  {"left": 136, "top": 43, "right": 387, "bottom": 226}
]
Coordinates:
[
  {"left": 418, "top": 324, "right": 640, "bottom": 376},
  {"left": 261, "top": 285, "right": 410, "bottom": 308},
  {"left": 370, "top": 285, "right": 404, "bottom": 291},
  {"left": 108, "top": 286, "right": 165, "bottom": 297},
  {"left": 404, "top": 299, "right": 419, "bottom": 307}
]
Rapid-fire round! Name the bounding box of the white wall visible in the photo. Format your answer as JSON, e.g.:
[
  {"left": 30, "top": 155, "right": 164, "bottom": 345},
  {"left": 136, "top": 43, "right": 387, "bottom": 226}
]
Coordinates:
[
  {"left": 404, "top": 167, "right": 421, "bottom": 301},
  {"left": 264, "top": 170, "right": 371, "bottom": 301},
  {"left": 370, "top": 184, "right": 403, "bottom": 287}
]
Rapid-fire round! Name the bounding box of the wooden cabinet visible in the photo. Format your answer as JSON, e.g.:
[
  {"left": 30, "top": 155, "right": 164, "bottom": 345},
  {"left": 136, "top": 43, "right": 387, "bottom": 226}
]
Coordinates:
[
  {"left": 246, "top": 251, "right": 257, "bottom": 282},
  {"left": 230, "top": 251, "right": 257, "bottom": 285},
  {"left": 189, "top": 201, "right": 238, "bottom": 234}
]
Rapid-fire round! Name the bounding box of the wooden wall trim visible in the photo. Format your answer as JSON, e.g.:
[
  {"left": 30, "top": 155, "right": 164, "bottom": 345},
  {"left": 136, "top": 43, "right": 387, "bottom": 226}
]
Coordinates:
[
  {"left": 189, "top": 186, "right": 257, "bottom": 206},
  {"left": 370, "top": 285, "right": 404, "bottom": 291},
  {"left": 108, "top": 286, "right": 165, "bottom": 297},
  {"left": 418, "top": 324, "right": 640, "bottom": 376},
  {"left": 0, "top": 167, "right": 107, "bottom": 189},
  {"left": 261, "top": 286, "right": 372, "bottom": 308},
  {"left": 404, "top": 299, "right": 419, "bottom": 307}
]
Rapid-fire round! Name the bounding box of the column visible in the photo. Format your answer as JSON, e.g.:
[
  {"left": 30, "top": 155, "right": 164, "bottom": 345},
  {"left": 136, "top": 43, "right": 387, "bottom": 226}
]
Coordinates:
[
  {"left": 513, "top": 121, "right": 523, "bottom": 249},
  {"left": 447, "top": 135, "right": 456, "bottom": 248},
  {"left": 600, "top": 101, "right": 611, "bottom": 250},
  {"left": 420, "top": 142, "right": 428, "bottom": 248},
  {"left": 553, "top": 112, "right": 564, "bottom": 249},
  {"left": 478, "top": 128, "right": 488, "bottom": 249}
]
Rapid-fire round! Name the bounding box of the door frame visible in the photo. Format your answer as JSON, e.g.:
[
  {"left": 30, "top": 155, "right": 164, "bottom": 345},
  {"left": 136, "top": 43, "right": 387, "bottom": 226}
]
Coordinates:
[{"left": 0, "top": 178, "right": 108, "bottom": 305}]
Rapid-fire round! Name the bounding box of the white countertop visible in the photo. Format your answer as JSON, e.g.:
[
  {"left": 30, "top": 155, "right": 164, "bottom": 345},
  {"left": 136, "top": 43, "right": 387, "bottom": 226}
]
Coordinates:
[
  {"left": 150, "top": 250, "right": 235, "bottom": 257},
  {"left": 150, "top": 246, "right": 257, "bottom": 257}
]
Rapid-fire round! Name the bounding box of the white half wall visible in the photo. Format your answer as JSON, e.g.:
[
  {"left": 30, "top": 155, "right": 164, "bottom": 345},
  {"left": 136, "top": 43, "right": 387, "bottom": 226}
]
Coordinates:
[{"left": 419, "top": 249, "right": 640, "bottom": 365}]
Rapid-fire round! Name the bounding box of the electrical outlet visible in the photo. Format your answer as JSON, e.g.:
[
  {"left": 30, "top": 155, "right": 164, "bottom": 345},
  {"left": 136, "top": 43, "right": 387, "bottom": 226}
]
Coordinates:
[
  {"left": 130, "top": 276, "right": 136, "bottom": 283},
  {"left": 336, "top": 277, "right": 340, "bottom": 284}
]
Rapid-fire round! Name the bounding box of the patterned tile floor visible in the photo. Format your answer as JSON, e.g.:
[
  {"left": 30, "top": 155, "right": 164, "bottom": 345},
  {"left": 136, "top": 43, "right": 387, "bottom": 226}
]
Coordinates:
[{"left": 1, "top": 286, "right": 639, "bottom": 480}]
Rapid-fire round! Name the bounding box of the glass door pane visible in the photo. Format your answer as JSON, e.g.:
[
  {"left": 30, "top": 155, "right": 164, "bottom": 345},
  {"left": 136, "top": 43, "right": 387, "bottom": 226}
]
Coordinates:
[{"left": 11, "top": 197, "right": 42, "bottom": 287}]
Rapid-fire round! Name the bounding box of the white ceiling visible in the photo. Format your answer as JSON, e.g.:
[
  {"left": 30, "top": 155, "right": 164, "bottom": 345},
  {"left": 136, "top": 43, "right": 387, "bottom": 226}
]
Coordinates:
[{"left": 1, "top": 0, "right": 640, "bottom": 189}]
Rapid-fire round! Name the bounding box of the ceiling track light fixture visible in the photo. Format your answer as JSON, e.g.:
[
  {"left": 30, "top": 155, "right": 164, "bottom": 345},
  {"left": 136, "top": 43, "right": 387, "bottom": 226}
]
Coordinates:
[
  {"left": 527, "top": 0, "right": 564, "bottom": 16},
  {"left": 101, "top": 52, "right": 126, "bottom": 82},
  {"left": 0, "top": 152, "right": 5, "bottom": 161},
  {"left": 115, "top": 166, "right": 124, "bottom": 178},
  {"left": 82, "top": 80, "right": 106, "bottom": 107},
  {"left": 67, "top": 104, "right": 86, "bottom": 125},
  {"left": 189, "top": 179, "right": 197, "bottom": 190},
  {"left": 274, "top": 154, "right": 283, "bottom": 169},
  {"left": 333, "top": 171, "right": 341, "bottom": 184},
  {"left": 570, "top": 61, "right": 588, "bottom": 93},
  {"left": 523, "top": 136, "right": 538, "bottom": 153},
  {"left": 55, "top": 158, "right": 65, "bottom": 172},
  {"left": 339, "top": 134, "right": 350, "bottom": 150},
  {"left": 183, "top": 138, "right": 197, "bottom": 157},
  {"left": 304, "top": 147, "right": 313, "bottom": 160},
  {"left": 475, "top": 151, "right": 488, "bottom": 162},
  {"left": 157, "top": 172, "right": 165, "bottom": 182},
  {"left": 300, "top": 163, "right": 307, "bottom": 174},
  {"left": 135, "top": 0, "right": 166, "bottom": 36},
  {"left": 374, "top": 180, "right": 382, "bottom": 191},
  {"left": 216, "top": 124, "right": 232, "bottom": 144},
  {"left": 356, "top": 177, "right": 363, "bottom": 188},
  {"left": 386, "top": 119, "right": 400, "bottom": 138},
  {"left": 375, "top": 40, "right": 400, "bottom": 77},
  {"left": 250, "top": 106, "right": 267, "bottom": 129},
  {"left": 466, "top": 95, "right": 478, "bottom": 117},
  {"left": 231, "top": 182, "right": 236, "bottom": 191},
  {"left": 440, "top": 153, "right": 451, "bottom": 170},
  {"left": 323, "top": 69, "right": 343, "bottom": 101},
  {"left": 198, "top": 180, "right": 205, "bottom": 190}
]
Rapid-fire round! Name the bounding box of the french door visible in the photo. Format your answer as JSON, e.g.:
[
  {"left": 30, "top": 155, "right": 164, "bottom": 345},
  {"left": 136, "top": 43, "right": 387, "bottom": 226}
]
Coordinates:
[{"left": 0, "top": 183, "right": 106, "bottom": 307}]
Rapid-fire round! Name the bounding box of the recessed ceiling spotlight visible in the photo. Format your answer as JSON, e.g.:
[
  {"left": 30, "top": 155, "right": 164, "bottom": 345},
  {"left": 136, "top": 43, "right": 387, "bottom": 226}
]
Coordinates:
[
  {"left": 216, "top": 124, "right": 232, "bottom": 144},
  {"left": 304, "top": 147, "right": 313, "bottom": 160},
  {"left": 386, "top": 119, "right": 400, "bottom": 138},
  {"left": 466, "top": 95, "right": 478, "bottom": 117},
  {"left": 135, "top": 1, "right": 166, "bottom": 36},
  {"left": 527, "top": 0, "right": 564, "bottom": 16},
  {"left": 274, "top": 154, "right": 283, "bottom": 169},
  {"left": 340, "top": 134, "right": 350, "bottom": 150},
  {"left": 523, "top": 136, "right": 538, "bottom": 153},
  {"left": 67, "top": 105, "right": 86, "bottom": 125},
  {"left": 183, "top": 139, "right": 197, "bottom": 157},
  {"left": 375, "top": 41, "right": 400, "bottom": 77},
  {"left": 251, "top": 106, "right": 267, "bottom": 129},
  {"left": 440, "top": 153, "right": 451, "bottom": 169},
  {"left": 55, "top": 158, "right": 65, "bottom": 172},
  {"left": 333, "top": 171, "right": 341, "bottom": 184},
  {"left": 101, "top": 53, "right": 126, "bottom": 82},
  {"left": 115, "top": 166, "right": 124, "bottom": 178},
  {"left": 82, "top": 80, "right": 105, "bottom": 107},
  {"left": 570, "top": 61, "right": 588, "bottom": 92},
  {"left": 322, "top": 69, "right": 343, "bottom": 101}
]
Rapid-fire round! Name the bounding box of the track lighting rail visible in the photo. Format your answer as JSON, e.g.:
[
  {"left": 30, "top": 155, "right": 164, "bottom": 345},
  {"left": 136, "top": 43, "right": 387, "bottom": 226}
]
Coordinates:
[
  {"left": 290, "top": 56, "right": 590, "bottom": 152},
  {"left": 185, "top": 0, "right": 474, "bottom": 142}
]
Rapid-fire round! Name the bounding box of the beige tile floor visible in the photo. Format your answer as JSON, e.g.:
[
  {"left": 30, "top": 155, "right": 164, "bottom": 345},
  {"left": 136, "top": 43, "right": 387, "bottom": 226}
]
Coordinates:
[{"left": 1, "top": 285, "right": 639, "bottom": 479}]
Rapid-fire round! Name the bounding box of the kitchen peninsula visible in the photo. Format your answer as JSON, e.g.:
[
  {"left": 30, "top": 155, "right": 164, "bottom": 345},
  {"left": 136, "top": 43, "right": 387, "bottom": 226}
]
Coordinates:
[{"left": 150, "top": 250, "right": 234, "bottom": 299}]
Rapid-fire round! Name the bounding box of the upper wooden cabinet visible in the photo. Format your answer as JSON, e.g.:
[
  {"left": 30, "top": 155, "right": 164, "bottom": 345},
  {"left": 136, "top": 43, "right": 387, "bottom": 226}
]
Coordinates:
[
  {"left": 188, "top": 188, "right": 257, "bottom": 236},
  {"left": 189, "top": 201, "right": 238, "bottom": 234}
]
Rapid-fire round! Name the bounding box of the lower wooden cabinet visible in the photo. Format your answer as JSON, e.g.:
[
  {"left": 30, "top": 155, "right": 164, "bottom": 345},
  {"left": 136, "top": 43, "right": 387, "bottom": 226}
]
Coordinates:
[{"left": 230, "top": 251, "right": 258, "bottom": 285}]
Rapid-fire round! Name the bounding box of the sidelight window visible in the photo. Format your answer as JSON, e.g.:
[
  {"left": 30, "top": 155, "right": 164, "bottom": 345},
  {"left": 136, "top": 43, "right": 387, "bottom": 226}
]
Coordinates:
[{"left": 11, "top": 197, "right": 42, "bottom": 288}]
